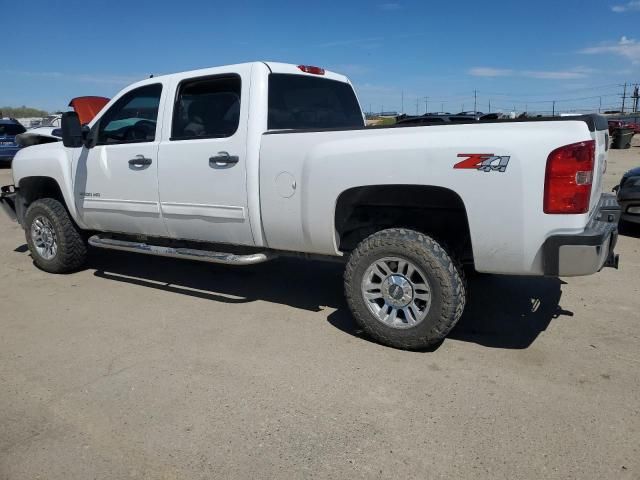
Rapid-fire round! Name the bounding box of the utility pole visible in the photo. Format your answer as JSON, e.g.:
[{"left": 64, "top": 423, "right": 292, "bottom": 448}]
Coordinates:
[
  {"left": 441, "top": 102, "right": 444, "bottom": 113},
  {"left": 416, "top": 97, "right": 419, "bottom": 115},
  {"left": 621, "top": 82, "right": 627, "bottom": 113},
  {"left": 552, "top": 101, "right": 556, "bottom": 117},
  {"left": 599, "top": 96, "right": 602, "bottom": 113},
  {"left": 424, "top": 96, "right": 429, "bottom": 114},
  {"left": 401, "top": 90, "right": 404, "bottom": 114},
  {"left": 473, "top": 89, "right": 477, "bottom": 113},
  {"left": 633, "top": 84, "right": 639, "bottom": 113},
  {"left": 488, "top": 99, "right": 491, "bottom": 113}
]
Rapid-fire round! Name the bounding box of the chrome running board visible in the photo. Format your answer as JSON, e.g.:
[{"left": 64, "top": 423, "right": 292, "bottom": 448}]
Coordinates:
[{"left": 88, "top": 235, "right": 275, "bottom": 265}]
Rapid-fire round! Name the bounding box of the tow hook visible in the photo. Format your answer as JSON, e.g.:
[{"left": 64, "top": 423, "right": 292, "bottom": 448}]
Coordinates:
[{"left": 605, "top": 252, "right": 620, "bottom": 270}]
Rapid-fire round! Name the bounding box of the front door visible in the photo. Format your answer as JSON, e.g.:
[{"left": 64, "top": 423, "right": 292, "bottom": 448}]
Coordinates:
[
  {"left": 73, "top": 83, "right": 168, "bottom": 237},
  {"left": 157, "top": 71, "right": 254, "bottom": 245}
]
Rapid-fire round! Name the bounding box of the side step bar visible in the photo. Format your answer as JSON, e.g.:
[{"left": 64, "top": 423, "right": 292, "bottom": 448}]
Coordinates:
[{"left": 88, "top": 235, "right": 275, "bottom": 265}]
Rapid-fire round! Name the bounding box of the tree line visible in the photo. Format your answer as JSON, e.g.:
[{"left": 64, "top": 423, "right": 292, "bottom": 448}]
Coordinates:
[{"left": 1, "top": 106, "right": 50, "bottom": 118}]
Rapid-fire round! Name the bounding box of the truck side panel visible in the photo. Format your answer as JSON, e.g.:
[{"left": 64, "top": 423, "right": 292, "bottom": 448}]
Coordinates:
[{"left": 259, "top": 121, "right": 596, "bottom": 275}]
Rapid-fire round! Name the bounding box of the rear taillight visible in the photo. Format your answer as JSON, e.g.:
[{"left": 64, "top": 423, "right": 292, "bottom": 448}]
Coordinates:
[
  {"left": 543, "top": 140, "right": 595, "bottom": 214},
  {"left": 297, "top": 65, "right": 325, "bottom": 75}
]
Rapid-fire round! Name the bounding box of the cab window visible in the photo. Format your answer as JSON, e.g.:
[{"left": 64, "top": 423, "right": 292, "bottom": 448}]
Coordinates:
[
  {"left": 96, "top": 84, "right": 162, "bottom": 145},
  {"left": 171, "top": 75, "right": 241, "bottom": 140},
  {"left": 268, "top": 74, "right": 364, "bottom": 130}
]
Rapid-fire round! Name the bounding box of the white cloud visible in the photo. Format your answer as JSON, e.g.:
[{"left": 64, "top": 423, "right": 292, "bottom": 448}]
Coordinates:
[
  {"left": 522, "top": 67, "right": 594, "bottom": 80},
  {"left": 468, "top": 67, "right": 513, "bottom": 77},
  {"left": 378, "top": 3, "right": 401, "bottom": 10},
  {"left": 469, "top": 67, "right": 593, "bottom": 80},
  {"left": 611, "top": 0, "right": 640, "bottom": 12},
  {"left": 580, "top": 36, "right": 640, "bottom": 63}
]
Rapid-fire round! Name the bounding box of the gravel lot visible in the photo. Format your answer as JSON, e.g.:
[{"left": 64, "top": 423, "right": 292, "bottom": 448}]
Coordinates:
[{"left": 1, "top": 142, "right": 639, "bottom": 479}]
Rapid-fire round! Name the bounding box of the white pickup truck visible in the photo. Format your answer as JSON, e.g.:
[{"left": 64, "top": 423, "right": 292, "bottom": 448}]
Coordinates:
[{"left": 0, "top": 61, "right": 620, "bottom": 349}]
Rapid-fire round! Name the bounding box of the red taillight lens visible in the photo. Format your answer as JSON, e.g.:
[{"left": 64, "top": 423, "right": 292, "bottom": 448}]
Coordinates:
[
  {"left": 544, "top": 140, "right": 595, "bottom": 214},
  {"left": 297, "top": 65, "right": 325, "bottom": 75}
]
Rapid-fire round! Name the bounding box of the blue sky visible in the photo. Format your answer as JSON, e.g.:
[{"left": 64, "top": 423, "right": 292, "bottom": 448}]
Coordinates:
[{"left": 2, "top": 0, "right": 640, "bottom": 114}]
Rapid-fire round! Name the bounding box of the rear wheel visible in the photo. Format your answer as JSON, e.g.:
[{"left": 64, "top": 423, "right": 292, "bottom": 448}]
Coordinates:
[
  {"left": 344, "top": 228, "right": 466, "bottom": 350},
  {"left": 24, "top": 198, "right": 87, "bottom": 273}
]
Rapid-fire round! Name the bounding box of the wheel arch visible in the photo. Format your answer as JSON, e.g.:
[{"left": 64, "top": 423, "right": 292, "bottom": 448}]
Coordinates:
[
  {"left": 16, "top": 176, "right": 78, "bottom": 227},
  {"left": 334, "top": 184, "right": 473, "bottom": 264}
]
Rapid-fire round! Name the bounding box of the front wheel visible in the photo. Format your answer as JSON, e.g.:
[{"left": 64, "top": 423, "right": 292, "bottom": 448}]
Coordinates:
[
  {"left": 24, "top": 198, "right": 88, "bottom": 273},
  {"left": 344, "top": 228, "right": 466, "bottom": 350}
]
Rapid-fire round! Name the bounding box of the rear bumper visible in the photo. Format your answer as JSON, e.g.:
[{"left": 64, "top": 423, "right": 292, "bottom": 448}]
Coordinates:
[
  {"left": 0, "top": 185, "right": 17, "bottom": 222},
  {"left": 542, "top": 193, "right": 620, "bottom": 276}
]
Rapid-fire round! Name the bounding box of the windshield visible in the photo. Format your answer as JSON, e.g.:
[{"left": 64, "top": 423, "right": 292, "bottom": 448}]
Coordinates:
[
  {"left": 41, "top": 116, "right": 61, "bottom": 127},
  {"left": 268, "top": 74, "right": 363, "bottom": 130},
  {"left": 0, "top": 123, "right": 26, "bottom": 136}
]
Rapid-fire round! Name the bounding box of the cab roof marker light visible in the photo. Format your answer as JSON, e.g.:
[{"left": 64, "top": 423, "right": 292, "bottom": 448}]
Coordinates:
[{"left": 297, "top": 65, "right": 325, "bottom": 75}]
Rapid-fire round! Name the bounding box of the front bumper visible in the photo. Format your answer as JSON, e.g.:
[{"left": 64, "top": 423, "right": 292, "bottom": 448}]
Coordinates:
[
  {"left": 0, "top": 185, "right": 17, "bottom": 222},
  {"left": 542, "top": 193, "right": 620, "bottom": 276}
]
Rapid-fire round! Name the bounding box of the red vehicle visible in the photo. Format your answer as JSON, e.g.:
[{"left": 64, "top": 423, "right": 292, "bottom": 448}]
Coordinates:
[
  {"left": 626, "top": 122, "right": 640, "bottom": 134},
  {"left": 68, "top": 96, "right": 110, "bottom": 124},
  {"left": 608, "top": 119, "right": 626, "bottom": 134},
  {"left": 608, "top": 119, "right": 640, "bottom": 135}
]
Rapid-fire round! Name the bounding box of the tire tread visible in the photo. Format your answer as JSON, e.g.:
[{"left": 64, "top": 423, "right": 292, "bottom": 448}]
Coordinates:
[
  {"left": 344, "top": 228, "right": 466, "bottom": 350},
  {"left": 25, "top": 198, "right": 87, "bottom": 273}
]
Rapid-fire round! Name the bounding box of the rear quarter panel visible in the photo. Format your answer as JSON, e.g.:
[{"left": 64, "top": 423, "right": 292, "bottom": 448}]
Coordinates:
[{"left": 259, "top": 121, "right": 595, "bottom": 275}]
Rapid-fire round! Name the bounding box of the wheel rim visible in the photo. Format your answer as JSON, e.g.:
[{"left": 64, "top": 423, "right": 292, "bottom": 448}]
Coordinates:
[
  {"left": 361, "top": 256, "right": 432, "bottom": 329},
  {"left": 30, "top": 215, "right": 58, "bottom": 260}
]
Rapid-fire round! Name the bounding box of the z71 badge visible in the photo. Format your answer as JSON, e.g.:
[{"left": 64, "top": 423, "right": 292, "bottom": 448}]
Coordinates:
[{"left": 454, "top": 153, "right": 510, "bottom": 173}]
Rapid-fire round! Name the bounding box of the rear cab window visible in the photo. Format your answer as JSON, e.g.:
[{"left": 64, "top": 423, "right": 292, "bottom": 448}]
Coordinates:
[{"left": 268, "top": 74, "right": 364, "bottom": 130}]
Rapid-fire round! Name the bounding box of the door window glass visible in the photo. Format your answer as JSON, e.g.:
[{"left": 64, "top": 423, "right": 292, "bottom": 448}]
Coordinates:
[
  {"left": 97, "top": 84, "right": 162, "bottom": 145},
  {"left": 171, "top": 75, "right": 241, "bottom": 140}
]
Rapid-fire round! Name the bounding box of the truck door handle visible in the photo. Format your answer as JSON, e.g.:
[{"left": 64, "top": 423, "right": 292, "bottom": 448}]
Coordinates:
[
  {"left": 209, "top": 151, "right": 239, "bottom": 168},
  {"left": 128, "top": 155, "right": 152, "bottom": 167}
]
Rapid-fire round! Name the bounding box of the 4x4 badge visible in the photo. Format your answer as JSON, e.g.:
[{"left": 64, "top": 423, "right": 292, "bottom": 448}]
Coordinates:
[{"left": 454, "top": 153, "right": 510, "bottom": 172}]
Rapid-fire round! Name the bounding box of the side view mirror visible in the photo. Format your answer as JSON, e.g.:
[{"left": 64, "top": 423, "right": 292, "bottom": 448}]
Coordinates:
[{"left": 61, "top": 112, "right": 83, "bottom": 148}]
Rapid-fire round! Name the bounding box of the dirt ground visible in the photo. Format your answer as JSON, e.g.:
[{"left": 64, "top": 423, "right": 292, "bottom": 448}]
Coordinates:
[{"left": 1, "top": 140, "right": 639, "bottom": 480}]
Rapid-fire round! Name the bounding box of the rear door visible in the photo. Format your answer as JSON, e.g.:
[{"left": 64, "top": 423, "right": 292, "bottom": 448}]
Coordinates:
[{"left": 157, "top": 66, "right": 254, "bottom": 245}]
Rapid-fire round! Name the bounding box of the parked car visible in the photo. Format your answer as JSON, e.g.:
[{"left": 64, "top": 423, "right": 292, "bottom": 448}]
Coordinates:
[
  {"left": 608, "top": 119, "right": 628, "bottom": 135},
  {"left": 0, "top": 61, "right": 620, "bottom": 350},
  {"left": 626, "top": 122, "right": 640, "bottom": 135},
  {"left": 16, "top": 96, "right": 110, "bottom": 147},
  {"left": 395, "top": 113, "right": 485, "bottom": 126},
  {"left": 0, "top": 119, "right": 26, "bottom": 165},
  {"left": 614, "top": 167, "right": 640, "bottom": 225},
  {"left": 607, "top": 119, "right": 640, "bottom": 134}
]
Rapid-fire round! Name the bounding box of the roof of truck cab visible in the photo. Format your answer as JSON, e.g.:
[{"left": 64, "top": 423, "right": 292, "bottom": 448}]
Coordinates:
[
  {"left": 262, "top": 62, "right": 350, "bottom": 83},
  {"left": 130, "top": 62, "right": 350, "bottom": 86}
]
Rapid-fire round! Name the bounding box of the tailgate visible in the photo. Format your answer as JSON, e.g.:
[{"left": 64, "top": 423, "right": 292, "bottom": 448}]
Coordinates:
[{"left": 589, "top": 124, "right": 609, "bottom": 214}]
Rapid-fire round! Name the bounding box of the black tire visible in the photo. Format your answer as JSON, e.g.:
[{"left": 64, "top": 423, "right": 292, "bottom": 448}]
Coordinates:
[
  {"left": 344, "top": 228, "right": 466, "bottom": 350},
  {"left": 24, "top": 198, "right": 88, "bottom": 273}
]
